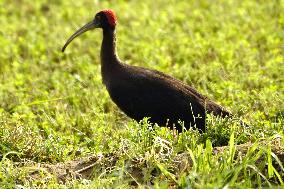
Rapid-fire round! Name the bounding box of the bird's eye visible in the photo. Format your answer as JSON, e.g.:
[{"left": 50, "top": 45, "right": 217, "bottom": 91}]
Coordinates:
[{"left": 96, "top": 15, "right": 101, "bottom": 20}]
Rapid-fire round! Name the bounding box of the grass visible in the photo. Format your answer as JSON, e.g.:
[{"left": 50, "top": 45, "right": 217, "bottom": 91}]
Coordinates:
[{"left": 0, "top": 0, "right": 284, "bottom": 188}]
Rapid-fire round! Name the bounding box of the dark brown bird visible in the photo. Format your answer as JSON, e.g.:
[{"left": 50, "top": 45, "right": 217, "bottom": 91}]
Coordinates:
[{"left": 62, "top": 9, "right": 232, "bottom": 132}]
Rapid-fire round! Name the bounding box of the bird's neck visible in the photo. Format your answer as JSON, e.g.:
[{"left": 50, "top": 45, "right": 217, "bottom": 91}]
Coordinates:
[{"left": 101, "top": 29, "right": 120, "bottom": 72}]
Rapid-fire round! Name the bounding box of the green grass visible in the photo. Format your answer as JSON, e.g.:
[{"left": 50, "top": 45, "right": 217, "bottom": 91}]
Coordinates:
[{"left": 0, "top": 0, "right": 284, "bottom": 188}]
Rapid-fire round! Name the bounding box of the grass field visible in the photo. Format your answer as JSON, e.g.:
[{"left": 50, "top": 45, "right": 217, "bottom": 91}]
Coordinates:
[{"left": 0, "top": 0, "right": 284, "bottom": 188}]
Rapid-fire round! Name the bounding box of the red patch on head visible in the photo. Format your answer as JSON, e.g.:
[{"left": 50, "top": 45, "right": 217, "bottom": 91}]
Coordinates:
[{"left": 102, "top": 9, "right": 117, "bottom": 27}]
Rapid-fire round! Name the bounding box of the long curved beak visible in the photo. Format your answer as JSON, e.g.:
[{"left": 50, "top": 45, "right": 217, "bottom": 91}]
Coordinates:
[{"left": 62, "top": 20, "right": 99, "bottom": 52}]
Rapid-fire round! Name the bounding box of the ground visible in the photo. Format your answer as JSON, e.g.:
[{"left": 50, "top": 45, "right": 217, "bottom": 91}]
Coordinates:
[{"left": 0, "top": 0, "right": 284, "bottom": 188}]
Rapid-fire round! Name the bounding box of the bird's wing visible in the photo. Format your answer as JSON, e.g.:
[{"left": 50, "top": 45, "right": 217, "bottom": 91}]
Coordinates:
[
  {"left": 133, "top": 67, "right": 206, "bottom": 99},
  {"left": 113, "top": 65, "right": 207, "bottom": 114},
  {"left": 126, "top": 65, "right": 232, "bottom": 117}
]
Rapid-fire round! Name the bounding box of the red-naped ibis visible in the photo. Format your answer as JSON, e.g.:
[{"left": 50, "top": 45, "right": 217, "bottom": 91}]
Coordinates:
[{"left": 62, "top": 9, "right": 232, "bottom": 132}]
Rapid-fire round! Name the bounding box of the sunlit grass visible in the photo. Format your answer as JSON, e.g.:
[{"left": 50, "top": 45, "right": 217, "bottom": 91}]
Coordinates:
[{"left": 0, "top": 0, "right": 283, "bottom": 188}]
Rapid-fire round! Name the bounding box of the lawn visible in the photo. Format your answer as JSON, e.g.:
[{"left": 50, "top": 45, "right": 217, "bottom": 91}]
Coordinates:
[{"left": 0, "top": 0, "right": 284, "bottom": 188}]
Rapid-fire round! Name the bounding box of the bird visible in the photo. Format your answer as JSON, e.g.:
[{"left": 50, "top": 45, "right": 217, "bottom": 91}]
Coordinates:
[{"left": 62, "top": 9, "right": 232, "bottom": 132}]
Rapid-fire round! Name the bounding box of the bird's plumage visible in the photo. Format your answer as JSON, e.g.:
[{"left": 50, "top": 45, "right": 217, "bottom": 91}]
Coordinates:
[{"left": 103, "top": 62, "right": 231, "bottom": 132}]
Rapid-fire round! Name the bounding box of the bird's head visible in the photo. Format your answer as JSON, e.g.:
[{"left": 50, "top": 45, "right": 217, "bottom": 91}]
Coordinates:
[{"left": 62, "top": 9, "right": 117, "bottom": 52}]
